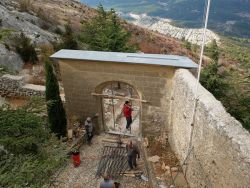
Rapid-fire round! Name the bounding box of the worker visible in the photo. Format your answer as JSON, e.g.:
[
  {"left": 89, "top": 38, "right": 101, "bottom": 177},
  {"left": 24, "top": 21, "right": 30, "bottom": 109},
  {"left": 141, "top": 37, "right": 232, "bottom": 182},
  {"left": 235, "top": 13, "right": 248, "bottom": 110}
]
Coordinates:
[
  {"left": 99, "top": 173, "right": 115, "bottom": 188},
  {"left": 85, "top": 117, "right": 93, "bottom": 145},
  {"left": 126, "top": 140, "right": 140, "bottom": 170},
  {"left": 122, "top": 101, "right": 133, "bottom": 131}
]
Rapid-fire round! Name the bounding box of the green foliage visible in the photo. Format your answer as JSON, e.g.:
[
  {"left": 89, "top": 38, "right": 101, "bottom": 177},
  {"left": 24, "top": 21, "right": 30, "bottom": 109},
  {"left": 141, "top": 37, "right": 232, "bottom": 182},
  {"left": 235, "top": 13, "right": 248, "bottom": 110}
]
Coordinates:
[
  {"left": 205, "top": 40, "right": 219, "bottom": 62},
  {"left": 223, "top": 71, "right": 250, "bottom": 130},
  {"left": 201, "top": 36, "right": 250, "bottom": 131},
  {"left": 0, "top": 100, "right": 68, "bottom": 187},
  {"left": 80, "top": 5, "right": 137, "bottom": 52},
  {"left": 0, "top": 109, "right": 46, "bottom": 154},
  {"left": 45, "top": 60, "right": 67, "bottom": 137},
  {"left": 53, "top": 24, "right": 78, "bottom": 50},
  {"left": 201, "top": 62, "right": 228, "bottom": 99},
  {"left": 15, "top": 32, "right": 38, "bottom": 63},
  {"left": 221, "top": 36, "right": 250, "bottom": 70},
  {"left": 54, "top": 27, "right": 63, "bottom": 35},
  {"left": 0, "top": 29, "right": 13, "bottom": 42}
]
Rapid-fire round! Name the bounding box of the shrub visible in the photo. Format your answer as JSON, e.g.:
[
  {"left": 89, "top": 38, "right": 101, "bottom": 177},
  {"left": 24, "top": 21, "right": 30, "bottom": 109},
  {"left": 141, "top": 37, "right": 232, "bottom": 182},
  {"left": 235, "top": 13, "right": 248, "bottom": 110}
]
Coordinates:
[
  {"left": 0, "top": 101, "right": 68, "bottom": 187},
  {"left": 15, "top": 32, "right": 38, "bottom": 63},
  {"left": 0, "top": 109, "right": 46, "bottom": 154},
  {"left": 19, "top": 0, "right": 33, "bottom": 12}
]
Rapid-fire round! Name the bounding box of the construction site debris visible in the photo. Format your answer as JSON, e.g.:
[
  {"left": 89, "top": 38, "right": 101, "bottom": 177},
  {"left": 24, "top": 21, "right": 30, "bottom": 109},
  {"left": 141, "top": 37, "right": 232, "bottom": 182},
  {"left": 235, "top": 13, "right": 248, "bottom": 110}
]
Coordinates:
[
  {"left": 148, "top": 155, "right": 160, "bottom": 163},
  {"left": 171, "top": 167, "right": 179, "bottom": 172},
  {"left": 161, "top": 162, "right": 170, "bottom": 171}
]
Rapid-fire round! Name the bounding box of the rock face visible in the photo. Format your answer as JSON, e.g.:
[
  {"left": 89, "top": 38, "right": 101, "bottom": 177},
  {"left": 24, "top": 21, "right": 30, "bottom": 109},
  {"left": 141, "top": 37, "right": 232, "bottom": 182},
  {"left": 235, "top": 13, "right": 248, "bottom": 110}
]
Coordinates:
[
  {"left": 0, "top": 74, "right": 45, "bottom": 97},
  {"left": 130, "top": 14, "right": 220, "bottom": 45},
  {"left": 0, "top": 44, "right": 24, "bottom": 72},
  {"left": 0, "top": 3, "right": 58, "bottom": 44}
]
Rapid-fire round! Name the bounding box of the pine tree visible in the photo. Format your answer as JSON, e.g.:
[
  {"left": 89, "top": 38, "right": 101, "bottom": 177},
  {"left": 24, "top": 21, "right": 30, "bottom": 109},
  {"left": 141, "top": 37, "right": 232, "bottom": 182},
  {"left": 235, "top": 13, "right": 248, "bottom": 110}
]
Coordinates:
[
  {"left": 45, "top": 60, "right": 67, "bottom": 137},
  {"left": 54, "top": 23, "right": 78, "bottom": 50},
  {"left": 200, "top": 62, "right": 228, "bottom": 99},
  {"left": 62, "top": 23, "right": 78, "bottom": 50},
  {"left": 80, "top": 5, "right": 137, "bottom": 52}
]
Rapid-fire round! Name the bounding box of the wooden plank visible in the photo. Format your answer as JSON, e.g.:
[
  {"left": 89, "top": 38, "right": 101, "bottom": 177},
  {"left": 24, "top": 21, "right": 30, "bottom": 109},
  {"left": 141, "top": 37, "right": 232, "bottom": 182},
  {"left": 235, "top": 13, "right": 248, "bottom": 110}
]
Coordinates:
[
  {"left": 123, "top": 170, "right": 143, "bottom": 174},
  {"left": 91, "top": 93, "right": 147, "bottom": 103},
  {"left": 107, "top": 130, "right": 135, "bottom": 137}
]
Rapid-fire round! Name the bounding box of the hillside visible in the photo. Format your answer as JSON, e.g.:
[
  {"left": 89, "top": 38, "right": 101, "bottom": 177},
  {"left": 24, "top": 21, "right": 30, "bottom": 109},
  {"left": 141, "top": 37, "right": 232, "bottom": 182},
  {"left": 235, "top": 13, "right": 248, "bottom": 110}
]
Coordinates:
[
  {"left": 0, "top": 0, "right": 198, "bottom": 69},
  {"left": 81, "top": 0, "right": 250, "bottom": 38}
]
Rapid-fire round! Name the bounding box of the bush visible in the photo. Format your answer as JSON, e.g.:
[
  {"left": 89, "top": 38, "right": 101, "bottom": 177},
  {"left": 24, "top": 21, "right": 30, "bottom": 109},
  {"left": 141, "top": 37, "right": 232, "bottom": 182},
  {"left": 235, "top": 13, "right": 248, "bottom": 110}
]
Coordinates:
[
  {"left": 0, "top": 109, "right": 46, "bottom": 154},
  {"left": 15, "top": 32, "right": 38, "bottom": 63},
  {"left": 19, "top": 0, "right": 33, "bottom": 12},
  {"left": 0, "top": 104, "right": 67, "bottom": 187},
  {"left": 201, "top": 62, "right": 228, "bottom": 99},
  {"left": 54, "top": 27, "right": 63, "bottom": 35}
]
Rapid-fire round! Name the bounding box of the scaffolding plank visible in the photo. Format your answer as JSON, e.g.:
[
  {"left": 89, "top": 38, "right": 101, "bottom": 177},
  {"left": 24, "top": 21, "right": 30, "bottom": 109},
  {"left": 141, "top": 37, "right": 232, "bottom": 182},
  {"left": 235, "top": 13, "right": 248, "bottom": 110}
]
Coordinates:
[{"left": 107, "top": 130, "right": 135, "bottom": 137}]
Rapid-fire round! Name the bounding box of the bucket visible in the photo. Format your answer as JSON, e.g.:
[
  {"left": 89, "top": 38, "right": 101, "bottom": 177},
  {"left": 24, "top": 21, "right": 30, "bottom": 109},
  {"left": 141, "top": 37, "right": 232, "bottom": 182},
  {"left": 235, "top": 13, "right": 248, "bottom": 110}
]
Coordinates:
[{"left": 72, "top": 151, "right": 81, "bottom": 167}]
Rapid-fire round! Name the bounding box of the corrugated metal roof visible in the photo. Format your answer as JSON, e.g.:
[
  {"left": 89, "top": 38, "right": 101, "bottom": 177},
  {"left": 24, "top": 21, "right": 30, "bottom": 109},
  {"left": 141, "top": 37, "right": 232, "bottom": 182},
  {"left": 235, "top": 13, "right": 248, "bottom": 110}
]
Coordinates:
[{"left": 50, "top": 50, "right": 198, "bottom": 69}]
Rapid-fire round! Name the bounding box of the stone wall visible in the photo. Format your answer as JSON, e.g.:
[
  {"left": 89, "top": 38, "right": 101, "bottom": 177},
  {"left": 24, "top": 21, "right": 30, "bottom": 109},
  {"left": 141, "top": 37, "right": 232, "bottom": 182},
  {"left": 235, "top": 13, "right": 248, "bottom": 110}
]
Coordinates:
[
  {"left": 0, "top": 74, "right": 45, "bottom": 97},
  {"left": 58, "top": 60, "right": 174, "bottom": 134},
  {"left": 168, "top": 69, "right": 250, "bottom": 188}
]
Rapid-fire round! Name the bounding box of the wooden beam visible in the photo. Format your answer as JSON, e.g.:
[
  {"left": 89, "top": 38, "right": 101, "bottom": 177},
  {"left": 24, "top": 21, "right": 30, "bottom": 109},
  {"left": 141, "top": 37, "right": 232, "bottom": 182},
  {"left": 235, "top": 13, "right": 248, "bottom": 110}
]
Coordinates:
[
  {"left": 107, "top": 130, "right": 135, "bottom": 137},
  {"left": 91, "top": 93, "right": 147, "bottom": 103}
]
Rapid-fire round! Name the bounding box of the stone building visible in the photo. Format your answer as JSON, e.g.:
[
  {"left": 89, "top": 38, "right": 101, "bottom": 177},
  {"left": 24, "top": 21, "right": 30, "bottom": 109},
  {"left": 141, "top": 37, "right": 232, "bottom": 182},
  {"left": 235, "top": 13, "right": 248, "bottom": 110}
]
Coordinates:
[
  {"left": 51, "top": 50, "right": 250, "bottom": 188},
  {"left": 51, "top": 50, "right": 197, "bottom": 136}
]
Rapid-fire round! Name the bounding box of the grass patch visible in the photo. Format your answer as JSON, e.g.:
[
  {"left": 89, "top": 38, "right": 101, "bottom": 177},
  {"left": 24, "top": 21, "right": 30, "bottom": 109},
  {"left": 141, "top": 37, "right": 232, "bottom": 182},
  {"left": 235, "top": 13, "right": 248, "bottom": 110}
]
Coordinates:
[{"left": 0, "top": 29, "right": 13, "bottom": 42}]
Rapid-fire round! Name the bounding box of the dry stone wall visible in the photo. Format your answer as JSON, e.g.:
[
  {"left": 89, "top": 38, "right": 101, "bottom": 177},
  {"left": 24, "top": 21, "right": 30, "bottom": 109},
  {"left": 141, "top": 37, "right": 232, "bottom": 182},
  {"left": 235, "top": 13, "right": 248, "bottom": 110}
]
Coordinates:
[
  {"left": 168, "top": 69, "right": 250, "bottom": 188},
  {"left": 0, "top": 74, "right": 45, "bottom": 97}
]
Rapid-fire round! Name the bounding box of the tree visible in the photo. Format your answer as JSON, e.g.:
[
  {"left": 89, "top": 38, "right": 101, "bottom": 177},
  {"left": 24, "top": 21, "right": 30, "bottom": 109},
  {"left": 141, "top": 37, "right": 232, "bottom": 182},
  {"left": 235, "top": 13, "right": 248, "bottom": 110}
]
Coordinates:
[
  {"left": 15, "top": 32, "right": 38, "bottom": 63},
  {"left": 200, "top": 62, "right": 228, "bottom": 99},
  {"left": 45, "top": 60, "right": 67, "bottom": 137},
  {"left": 53, "top": 23, "right": 78, "bottom": 50},
  {"left": 206, "top": 39, "right": 219, "bottom": 62},
  {"left": 80, "top": 5, "right": 137, "bottom": 52}
]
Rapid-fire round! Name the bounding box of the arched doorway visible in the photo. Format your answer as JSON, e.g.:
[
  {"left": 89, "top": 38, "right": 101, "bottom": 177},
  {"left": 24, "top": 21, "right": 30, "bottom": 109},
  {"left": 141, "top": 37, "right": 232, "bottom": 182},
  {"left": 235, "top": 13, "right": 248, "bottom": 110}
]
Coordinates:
[{"left": 94, "top": 81, "right": 141, "bottom": 136}]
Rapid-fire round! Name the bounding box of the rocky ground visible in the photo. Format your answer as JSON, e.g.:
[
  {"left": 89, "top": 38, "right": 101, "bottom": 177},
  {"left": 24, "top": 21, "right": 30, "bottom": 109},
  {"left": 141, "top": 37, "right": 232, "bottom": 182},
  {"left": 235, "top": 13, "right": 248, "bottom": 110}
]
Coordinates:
[{"left": 130, "top": 14, "right": 220, "bottom": 45}]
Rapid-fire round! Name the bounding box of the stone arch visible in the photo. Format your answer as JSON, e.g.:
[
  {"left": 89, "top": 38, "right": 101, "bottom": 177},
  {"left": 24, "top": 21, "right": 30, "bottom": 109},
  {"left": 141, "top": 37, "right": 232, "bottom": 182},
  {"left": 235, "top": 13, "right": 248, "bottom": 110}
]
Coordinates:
[
  {"left": 94, "top": 80, "right": 141, "bottom": 98},
  {"left": 93, "top": 80, "right": 142, "bottom": 135}
]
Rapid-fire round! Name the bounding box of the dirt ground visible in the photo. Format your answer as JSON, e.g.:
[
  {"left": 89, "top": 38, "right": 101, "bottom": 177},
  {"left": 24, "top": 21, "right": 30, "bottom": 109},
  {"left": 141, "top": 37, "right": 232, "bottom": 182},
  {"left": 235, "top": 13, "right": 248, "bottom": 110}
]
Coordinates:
[
  {"left": 146, "top": 137, "right": 189, "bottom": 188},
  {"left": 51, "top": 134, "right": 150, "bottom": 188}
]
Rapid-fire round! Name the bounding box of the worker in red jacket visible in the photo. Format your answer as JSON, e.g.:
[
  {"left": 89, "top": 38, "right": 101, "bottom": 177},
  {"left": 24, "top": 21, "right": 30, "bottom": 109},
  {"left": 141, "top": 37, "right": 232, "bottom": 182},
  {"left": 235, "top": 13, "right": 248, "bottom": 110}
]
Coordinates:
[{"left": 122, "top": 101, "right": 133, "bottom": 130}]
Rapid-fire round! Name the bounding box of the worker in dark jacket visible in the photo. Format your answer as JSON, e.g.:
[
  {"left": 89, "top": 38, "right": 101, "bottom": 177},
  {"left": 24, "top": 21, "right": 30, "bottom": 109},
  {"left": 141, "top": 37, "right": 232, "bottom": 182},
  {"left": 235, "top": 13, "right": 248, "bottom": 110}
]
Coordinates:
[
  {"left": 85, "top": 117, "right": 93, "bottom": 145},
  {"left": 122, "top": 101, "right": 133, "bottom": 130},
  {"left": 126, "top": 140, "right": 140, "bottom": 170}
]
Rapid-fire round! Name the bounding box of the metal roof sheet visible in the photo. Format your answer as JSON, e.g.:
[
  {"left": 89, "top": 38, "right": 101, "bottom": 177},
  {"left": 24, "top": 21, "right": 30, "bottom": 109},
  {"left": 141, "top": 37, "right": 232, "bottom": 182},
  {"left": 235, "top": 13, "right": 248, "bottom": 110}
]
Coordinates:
[{"left": 50, "top": 50, "right": 198, "bottom": 69}]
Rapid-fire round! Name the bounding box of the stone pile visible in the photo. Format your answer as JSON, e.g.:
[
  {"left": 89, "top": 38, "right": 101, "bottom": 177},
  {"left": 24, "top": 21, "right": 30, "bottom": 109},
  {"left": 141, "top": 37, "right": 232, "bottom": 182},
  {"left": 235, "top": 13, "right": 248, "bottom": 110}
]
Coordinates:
[{"left": 0, "top": 74, "right": 45, "bottom": 97}]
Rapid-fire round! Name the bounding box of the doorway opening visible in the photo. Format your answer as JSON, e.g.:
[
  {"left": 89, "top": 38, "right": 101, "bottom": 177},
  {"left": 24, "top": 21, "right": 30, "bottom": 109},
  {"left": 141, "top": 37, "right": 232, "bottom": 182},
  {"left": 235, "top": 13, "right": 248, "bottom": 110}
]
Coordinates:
[{"left": 99, "top": 81, "right": 141, "bottom": 136}]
